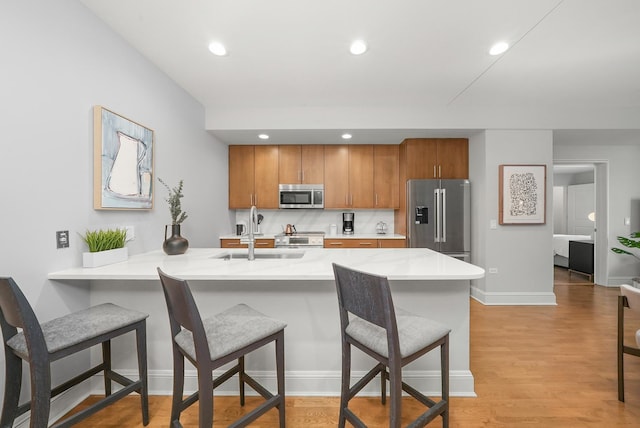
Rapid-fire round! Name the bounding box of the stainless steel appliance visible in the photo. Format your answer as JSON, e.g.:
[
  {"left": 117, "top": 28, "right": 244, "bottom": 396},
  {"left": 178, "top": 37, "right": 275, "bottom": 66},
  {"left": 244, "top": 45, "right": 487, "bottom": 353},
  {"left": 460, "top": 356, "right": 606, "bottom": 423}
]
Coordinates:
[
  {"left": 279, "top": 184, "right": 324, "bottom": 209},
  {"left": 274, "top": 231, "right": 325, "bottom": 248},
  {"left": 406, "top": 179, "right": 470, "bottom": 262},
  {"left": 342, "top": 212, "right": 354, "bottom": 235}
]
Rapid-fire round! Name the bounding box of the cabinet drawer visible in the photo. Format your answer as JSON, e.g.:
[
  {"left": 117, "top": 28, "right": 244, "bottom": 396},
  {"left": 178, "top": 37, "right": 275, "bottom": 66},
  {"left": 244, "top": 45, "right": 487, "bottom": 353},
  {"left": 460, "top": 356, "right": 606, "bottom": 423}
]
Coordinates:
[
  {"left": 324, "top": 239, "right": 377, "bottom": 248},
  {"left": 220, "top": 238, "right": 274, "bottom": 248},
  {"left": 378, "top": 239, "right": 406, "bottom": 248}
]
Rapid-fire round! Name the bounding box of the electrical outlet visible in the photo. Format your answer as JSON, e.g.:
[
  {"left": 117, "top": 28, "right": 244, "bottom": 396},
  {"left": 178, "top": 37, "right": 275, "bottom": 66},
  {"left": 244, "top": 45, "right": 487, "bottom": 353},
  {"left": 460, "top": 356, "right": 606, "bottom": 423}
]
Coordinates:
[
  {"left": 125, "top": 226, "right": 135, "bottom": 241},
  {"left": 488, "top": 268, "right": 498, "bottom": 274},
  {"left": 56, "top": 230, "right": 69, "bottom": 249}
]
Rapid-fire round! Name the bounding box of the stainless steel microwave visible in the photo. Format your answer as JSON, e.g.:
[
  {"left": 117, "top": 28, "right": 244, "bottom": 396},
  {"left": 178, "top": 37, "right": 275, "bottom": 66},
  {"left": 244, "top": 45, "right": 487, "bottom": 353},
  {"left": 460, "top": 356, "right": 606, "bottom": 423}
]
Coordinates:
[{"left": 279, "top": 184, "right": 324, "bottom": 209}]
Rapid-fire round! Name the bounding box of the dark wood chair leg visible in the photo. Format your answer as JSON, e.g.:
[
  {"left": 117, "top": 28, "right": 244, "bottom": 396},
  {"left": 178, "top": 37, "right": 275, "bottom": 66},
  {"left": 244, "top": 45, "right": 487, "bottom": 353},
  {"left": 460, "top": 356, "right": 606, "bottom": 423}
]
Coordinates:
[
  {"left": 239, "top": 355, "right": 245, "bottom": 406},
  {"left": 442, "top": 337, "right": 450, "bottom": 428},
  {"left": 338, "top": 341, "right": 351, "bottom": 428},
  {"left": 197, "top": 363, "right": 214, "bottom": 428},
  {"left": 388, "top": 360, "right": 402, "bottom": 428},
  {"left": 102, "top": 340, "right": 112, "bottom": 396},
  {"left": 276, "top": 331, "right": 286, "bottom": 428},
  {"left": 136, "top": 323, "right": 150, "bottom": 425},
  {"left": 29, "top": 363, "right": 52, "bottom": 428},
  {"left": 0, "top": 352, "right": 22, "bottom": 427},
  {"left": 381, "top": 366, "right": 387, "bottom": 405},
  {"left": 171, "top": 351, "right": 185, "bottom": 426}
]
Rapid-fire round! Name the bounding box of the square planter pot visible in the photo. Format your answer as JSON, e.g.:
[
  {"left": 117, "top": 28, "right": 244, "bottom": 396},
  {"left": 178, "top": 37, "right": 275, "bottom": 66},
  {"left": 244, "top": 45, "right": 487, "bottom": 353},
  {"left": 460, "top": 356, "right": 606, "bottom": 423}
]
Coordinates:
[{"left": 82, "top": 247, "right": 128, "bottom": 268}]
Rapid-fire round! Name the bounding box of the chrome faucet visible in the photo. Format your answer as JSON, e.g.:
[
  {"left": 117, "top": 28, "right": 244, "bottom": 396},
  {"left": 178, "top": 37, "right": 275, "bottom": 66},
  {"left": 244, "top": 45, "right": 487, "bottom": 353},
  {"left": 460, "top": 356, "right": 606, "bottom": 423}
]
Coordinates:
[{"left": 247, "top": 205, "right": 257, "bottom": 261}]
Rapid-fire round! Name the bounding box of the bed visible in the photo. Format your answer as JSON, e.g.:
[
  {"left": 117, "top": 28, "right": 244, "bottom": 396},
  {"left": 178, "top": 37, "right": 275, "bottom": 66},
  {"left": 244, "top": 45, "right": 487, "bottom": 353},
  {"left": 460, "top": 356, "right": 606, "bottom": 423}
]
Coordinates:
[{"left": 553, "top": 234, "right": 592, "bottom": 267}]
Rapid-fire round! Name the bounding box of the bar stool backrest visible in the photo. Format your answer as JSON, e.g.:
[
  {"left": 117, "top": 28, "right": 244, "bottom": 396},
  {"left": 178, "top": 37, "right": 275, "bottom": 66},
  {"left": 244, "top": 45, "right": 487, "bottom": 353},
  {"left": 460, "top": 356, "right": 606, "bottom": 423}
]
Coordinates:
[
  {"left": 0, "top": 277, "right": 48, "bottom": 362},
  {"left": 332, "top": 263, "right": 400, "bottom": 358},
  {"left": 157, "top": 268, "right": 212, "bottom": 363}
]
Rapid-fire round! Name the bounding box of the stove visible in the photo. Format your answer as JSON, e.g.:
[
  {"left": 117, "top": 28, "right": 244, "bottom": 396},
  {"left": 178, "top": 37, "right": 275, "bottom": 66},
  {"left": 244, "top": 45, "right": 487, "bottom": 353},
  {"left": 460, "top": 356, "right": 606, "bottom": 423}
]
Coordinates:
[{"left": 274, "top": 231, "right": 325, "bottom": 248}]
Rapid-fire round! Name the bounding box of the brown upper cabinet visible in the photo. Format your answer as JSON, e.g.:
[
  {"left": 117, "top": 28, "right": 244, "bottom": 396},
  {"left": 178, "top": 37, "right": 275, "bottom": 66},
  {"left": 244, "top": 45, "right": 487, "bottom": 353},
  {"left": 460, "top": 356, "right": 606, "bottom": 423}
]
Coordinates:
[
  {"left": 373, "top": 145, "right": 399, "bottom": 209},
  {"left": 229, "top": 145, "right": 279, "bottom": 208},
  {"left": 402, "top": 138, "right": 468, "bottom": 179},
  {"left": 324, "top": 145, "right": 374, "bottom": 208},
  {"left": 278, "top": 145, "right": 324, "bottom": 184}
]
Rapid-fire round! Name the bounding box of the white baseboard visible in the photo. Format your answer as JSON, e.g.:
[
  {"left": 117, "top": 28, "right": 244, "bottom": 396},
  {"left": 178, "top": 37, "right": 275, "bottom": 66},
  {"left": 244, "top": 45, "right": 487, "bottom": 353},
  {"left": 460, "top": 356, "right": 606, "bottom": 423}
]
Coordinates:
[
  {"left": 470, "top": 286, "right": 557, "bottom": 305},
  {"left": 27, "top": 369, "right": 475, "bottom": 426}
]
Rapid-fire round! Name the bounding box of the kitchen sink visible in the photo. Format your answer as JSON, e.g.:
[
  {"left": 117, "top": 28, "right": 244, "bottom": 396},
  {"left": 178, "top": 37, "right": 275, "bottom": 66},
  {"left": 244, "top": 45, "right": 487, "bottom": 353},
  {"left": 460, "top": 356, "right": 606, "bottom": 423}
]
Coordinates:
[{"left": 214, "top": 251, "right": 305, "bottom": 260}]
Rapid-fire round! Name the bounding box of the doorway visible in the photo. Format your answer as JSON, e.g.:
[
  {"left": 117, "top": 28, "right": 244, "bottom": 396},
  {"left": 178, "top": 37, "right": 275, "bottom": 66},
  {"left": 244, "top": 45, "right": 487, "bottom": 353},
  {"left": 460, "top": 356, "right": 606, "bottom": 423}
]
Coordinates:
[{"left": 552, "top": 161, "right": 608, "bottom": 286}]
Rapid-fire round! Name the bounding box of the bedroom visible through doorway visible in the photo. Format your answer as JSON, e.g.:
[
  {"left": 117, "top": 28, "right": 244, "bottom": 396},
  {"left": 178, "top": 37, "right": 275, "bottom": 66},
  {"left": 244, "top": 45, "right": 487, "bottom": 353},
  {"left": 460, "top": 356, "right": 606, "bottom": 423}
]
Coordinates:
[{"left": 553, "top": 164, "right": 596, "bottom": 284}]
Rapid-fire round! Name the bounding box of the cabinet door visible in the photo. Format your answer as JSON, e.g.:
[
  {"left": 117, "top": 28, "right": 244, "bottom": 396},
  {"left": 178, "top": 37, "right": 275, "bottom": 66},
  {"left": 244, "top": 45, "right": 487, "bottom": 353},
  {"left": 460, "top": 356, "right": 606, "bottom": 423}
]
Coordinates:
[
  {"left": 349, "top": 145, "right": 374, "bottom": 208},
  {"left": 324, "top": 145, "right": 350, "bottom": 208},
  {"left": 278, "top": 145, "right": 302, "bottom": 184},
  {"left": 254, "top": 145, "right": 279, "bottom": 208},
  {"left": 301, "top": 145, "right": 324, "bottom": 184},
  {"left": 229, "top": 146, "right": 254, "bottom": 208},
  {"left": 437, "top": 139, "right": 468, "bottom": 179},
  {"left": 404, "top": 139, "right": 438, "bottom": 179},
  {"left": 374, "top": 145, "right": 399, "bottom": 208},
  {"left": 378, "top": 239, "right": 406, "bottom": 248}
]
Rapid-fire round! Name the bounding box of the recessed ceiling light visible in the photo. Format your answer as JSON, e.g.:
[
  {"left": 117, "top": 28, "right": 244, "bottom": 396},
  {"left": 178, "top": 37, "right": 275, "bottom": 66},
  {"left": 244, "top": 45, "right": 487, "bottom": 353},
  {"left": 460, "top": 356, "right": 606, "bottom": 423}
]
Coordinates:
[
  {"left": 342, "top": 133, "right": 352, "bottom": 140},
  {"left": 349, "top": 40, "right": 367, "bottom": 55},
  {"left": 208, "top": 42, "right": 227, "bottom": 56},
  {"left": 258, "top": 134, "right": 269, "bottom": 140},
  {"left": 489, "top": 41, "right": 509, "bottom": 56}
]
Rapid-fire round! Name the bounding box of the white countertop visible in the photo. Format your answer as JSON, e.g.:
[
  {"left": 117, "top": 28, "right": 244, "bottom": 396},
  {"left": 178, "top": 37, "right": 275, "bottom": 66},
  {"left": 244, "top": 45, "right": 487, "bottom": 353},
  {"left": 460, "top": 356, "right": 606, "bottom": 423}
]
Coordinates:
[
  {"left": 219, "top": 233, "right": 406, "bottom": 240},
  {"left": 48, "top": 248, "right": 483, "bottom": 282}
]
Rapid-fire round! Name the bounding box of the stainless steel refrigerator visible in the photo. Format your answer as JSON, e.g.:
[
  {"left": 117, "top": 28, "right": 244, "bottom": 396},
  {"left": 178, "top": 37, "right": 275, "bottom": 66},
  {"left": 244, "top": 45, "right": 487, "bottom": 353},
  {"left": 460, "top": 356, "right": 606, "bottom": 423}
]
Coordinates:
[{"left": 406, "top": 179, "right": 471, "bottom": 262}]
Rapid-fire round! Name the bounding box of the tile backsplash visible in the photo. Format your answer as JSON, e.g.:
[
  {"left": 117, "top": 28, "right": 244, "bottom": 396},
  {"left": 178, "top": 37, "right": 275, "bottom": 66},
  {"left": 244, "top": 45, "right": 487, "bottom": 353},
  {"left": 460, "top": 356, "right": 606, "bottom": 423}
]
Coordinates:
[{"left": 233, "top": 209, "right": 395, "bottom": 236}]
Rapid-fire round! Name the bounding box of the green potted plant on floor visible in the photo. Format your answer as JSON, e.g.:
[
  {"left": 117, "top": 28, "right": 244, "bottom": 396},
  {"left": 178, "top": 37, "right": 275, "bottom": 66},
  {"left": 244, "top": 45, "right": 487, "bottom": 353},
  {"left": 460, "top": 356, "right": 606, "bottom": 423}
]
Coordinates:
[{"left": 81, "top": 228, "right": 128, "bottom": 267}]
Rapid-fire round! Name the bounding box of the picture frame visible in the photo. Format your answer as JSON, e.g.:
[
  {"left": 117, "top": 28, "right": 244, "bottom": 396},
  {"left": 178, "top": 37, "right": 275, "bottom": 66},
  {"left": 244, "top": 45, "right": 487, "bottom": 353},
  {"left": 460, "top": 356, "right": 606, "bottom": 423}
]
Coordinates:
[
  {"left": 93, "top": 106, "right": 154, "bottom": 210},
  {"left": 499, "top": 164, "right": 546, "bottom": 225}
]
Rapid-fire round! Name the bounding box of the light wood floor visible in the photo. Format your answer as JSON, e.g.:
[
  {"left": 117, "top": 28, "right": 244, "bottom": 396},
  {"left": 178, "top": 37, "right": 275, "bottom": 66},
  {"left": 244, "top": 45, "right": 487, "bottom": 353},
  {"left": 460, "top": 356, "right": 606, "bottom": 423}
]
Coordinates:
[{"left": 64, "top": 267, "right": 640, "bottom": 427}]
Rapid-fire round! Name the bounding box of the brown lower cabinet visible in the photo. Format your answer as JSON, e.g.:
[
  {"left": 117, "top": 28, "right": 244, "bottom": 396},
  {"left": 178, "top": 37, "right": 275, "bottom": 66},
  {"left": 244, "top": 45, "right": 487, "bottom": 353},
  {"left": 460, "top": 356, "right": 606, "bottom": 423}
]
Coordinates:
[
  {"left": 324, "top": 238, "right": 405, "bottom": 248},
  {"left": 220, "top": 239, "right": 275, "bottom": 248}
]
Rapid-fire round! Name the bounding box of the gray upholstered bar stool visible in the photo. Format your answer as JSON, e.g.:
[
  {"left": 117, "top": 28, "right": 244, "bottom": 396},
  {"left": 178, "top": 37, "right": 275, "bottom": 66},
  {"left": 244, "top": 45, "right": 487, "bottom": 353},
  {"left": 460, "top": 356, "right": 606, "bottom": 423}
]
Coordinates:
[
  {"left": 157, "top": 268, "right": 286, "bottom": 428},
  {"left": 618, "top": 284, "right": 640, "bottom": 402},
  {"left": 0, "top": 276, "right": 149, "bottom": 427},
  {"left": 332, "top": 263, "right": 451, "bottom": 428}
]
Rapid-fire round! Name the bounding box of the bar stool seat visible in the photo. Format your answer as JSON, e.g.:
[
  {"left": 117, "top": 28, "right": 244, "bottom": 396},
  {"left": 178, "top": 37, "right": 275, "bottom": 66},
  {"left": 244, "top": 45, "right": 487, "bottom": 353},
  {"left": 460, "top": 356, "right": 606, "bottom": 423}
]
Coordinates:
[{"left": 0, "top": 276, "right": 149, "bottom": 428}]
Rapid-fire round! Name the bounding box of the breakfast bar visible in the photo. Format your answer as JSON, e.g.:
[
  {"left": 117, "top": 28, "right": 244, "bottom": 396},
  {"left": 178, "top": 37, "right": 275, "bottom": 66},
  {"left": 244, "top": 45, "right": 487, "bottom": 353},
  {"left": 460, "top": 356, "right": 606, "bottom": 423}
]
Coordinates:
[{"left": 49, "top": 248, "right": 484, "bottom": 396}]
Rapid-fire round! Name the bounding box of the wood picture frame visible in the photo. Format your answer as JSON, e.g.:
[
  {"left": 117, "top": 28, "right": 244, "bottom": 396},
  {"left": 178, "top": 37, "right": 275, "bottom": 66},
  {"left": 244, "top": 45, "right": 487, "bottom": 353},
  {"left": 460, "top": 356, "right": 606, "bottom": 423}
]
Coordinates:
[
  {"left": 93, "top": 106, "right": 154, "bottom": 210},
  {"left": 499, "top": 164, "right": 546, "bottom": 225}
]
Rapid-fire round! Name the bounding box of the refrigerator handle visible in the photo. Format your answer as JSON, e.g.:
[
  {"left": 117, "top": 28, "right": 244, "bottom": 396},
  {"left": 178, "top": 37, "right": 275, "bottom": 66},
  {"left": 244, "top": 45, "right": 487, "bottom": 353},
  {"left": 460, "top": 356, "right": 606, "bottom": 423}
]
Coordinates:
[
  {"left": 434, "top": 188, "right": 440, "bottom": 242},
  {"left": 441, "top": 188, "right": 447, "bottom": 243}
]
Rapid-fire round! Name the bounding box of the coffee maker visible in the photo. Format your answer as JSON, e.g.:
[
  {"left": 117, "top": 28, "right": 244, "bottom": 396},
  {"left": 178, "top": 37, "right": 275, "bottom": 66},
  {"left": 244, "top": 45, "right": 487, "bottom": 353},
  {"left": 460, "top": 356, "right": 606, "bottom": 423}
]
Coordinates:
[{"left": 342, "top": 212, "right": 354, "bottom": 235}]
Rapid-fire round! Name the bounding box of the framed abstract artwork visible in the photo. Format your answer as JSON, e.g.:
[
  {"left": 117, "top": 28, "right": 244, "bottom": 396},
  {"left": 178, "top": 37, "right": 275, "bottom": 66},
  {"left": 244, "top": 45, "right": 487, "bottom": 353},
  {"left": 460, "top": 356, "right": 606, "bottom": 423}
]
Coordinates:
[
  {"left": 499, "top": 164, "right": 546, "bottom": 225},
  {"left": 93, "top": 106, "right": 154, "bottom": 210}
]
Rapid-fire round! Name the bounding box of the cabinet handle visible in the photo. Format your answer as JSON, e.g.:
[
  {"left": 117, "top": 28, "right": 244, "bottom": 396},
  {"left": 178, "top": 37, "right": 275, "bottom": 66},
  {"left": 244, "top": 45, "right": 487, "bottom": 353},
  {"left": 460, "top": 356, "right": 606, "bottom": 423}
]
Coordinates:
[
  {"left": 433, "top": 165, "right": 436, "bottom": 178},
  {"left": 438, "top": 165, "right": 442, "bottom": 178},
  {"left": 350, "top": 195, "right": 353, "bottom": 206},
  {"left": 359, "top": 242, "right": 373, "bottom": 246},
  {"left": 227, "top": 243, "right": 241, "bottom": 247},
  {"left": 256, "top": 242, "right": 269, "bottom": 246},
  {"left": 330, "top": 242, "right": 343, "bottom": 246},
  {"left": 375, "top": 194, "right": 378, "bottom": 206}
]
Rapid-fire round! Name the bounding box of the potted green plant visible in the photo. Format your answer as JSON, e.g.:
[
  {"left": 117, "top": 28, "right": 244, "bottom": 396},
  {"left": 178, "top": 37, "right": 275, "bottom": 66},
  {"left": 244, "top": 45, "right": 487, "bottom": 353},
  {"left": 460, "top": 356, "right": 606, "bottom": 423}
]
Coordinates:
[
  {"left": 611, "top": 232, "right": 640, "bottom": 260},
  {"left": 81, "top": 228, "right": 128, "bottom": 267},
  {"left": 158, "top": 178, "right": 189, "bottom": 255}
]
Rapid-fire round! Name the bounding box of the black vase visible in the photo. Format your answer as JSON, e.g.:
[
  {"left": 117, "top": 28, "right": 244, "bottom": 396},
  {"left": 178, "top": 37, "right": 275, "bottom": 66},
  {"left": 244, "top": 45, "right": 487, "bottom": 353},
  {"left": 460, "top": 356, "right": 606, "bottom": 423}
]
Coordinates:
[{"left": 163, "top": 224, "right": 189, "bottom": 255}]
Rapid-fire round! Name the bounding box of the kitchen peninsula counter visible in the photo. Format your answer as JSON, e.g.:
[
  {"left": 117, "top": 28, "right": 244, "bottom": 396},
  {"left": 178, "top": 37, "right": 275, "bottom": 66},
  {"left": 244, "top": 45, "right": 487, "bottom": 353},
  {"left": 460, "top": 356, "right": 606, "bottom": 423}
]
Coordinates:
[{"left": 49, "top": 248, "right": 483, "bottom": 397}]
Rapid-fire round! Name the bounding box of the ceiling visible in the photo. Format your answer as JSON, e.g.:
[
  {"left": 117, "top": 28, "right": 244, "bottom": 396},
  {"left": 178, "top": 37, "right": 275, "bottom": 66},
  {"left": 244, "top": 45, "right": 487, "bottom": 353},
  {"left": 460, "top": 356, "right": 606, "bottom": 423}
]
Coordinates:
[{"left": 80, "top": 0, "right": 640, "bottom": 146}]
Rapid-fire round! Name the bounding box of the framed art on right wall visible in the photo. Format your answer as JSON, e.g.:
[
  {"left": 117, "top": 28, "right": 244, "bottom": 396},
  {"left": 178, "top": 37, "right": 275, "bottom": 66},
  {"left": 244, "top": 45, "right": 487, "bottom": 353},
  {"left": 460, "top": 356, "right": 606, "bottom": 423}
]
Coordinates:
[{"left": 499, "top": 164, "right": 546, "bottom": 225}]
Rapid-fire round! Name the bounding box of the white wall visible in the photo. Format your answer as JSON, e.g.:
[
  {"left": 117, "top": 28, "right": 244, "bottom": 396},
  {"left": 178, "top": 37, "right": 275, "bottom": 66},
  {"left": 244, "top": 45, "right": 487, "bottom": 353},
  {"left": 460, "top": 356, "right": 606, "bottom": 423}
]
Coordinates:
[
  {"left": 470, "top": 130, "right": 555, "bottom": 305},
  {"left": 554, "top": 143, "right": 640, "bottom": 284},
  {"left": 0, "top": 0, "right": 229, "bottom": 418}
]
